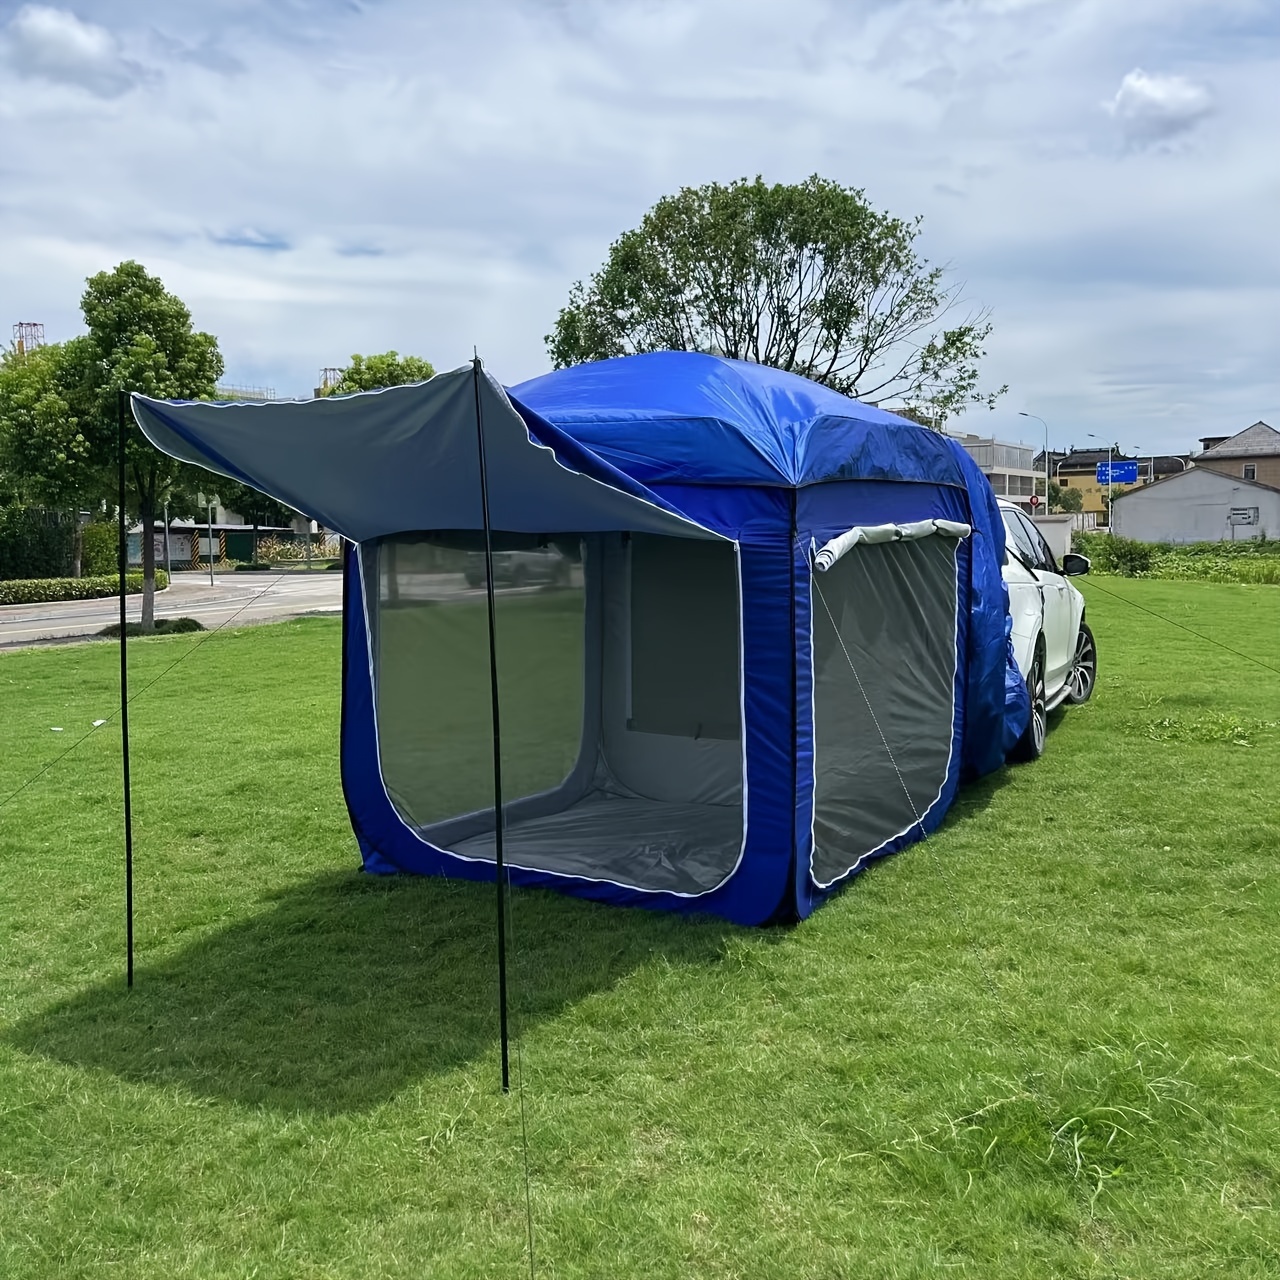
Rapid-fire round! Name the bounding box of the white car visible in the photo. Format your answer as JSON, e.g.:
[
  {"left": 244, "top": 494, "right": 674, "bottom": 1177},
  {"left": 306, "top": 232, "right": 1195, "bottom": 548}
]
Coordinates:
[{"left": 998, "top": 499, "right": 1097, "bottom": 760}]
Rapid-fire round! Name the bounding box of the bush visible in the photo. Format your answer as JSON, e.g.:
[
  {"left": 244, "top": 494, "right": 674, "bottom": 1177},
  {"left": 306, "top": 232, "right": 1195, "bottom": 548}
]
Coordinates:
[
  {"left": 1105, "top": 535, "right": 1153, "bottom": 576},
  {"left": 0, "top": 505, "right": 76, "bottom": 580},
  {"left": 1071, "top": 532, "right": 1151, "bottom": 575},
  {"left": 79, "top": 522, "right": 119, "bottom": 576},
  {"left": 0, "top": 570, "right": 168, "bottom": 606},
  {"left": 255, "top": 533, "right": 343, "bottom": 563},
  {"left": 99, "top": 616, "right": 204, "bottom": 638}
]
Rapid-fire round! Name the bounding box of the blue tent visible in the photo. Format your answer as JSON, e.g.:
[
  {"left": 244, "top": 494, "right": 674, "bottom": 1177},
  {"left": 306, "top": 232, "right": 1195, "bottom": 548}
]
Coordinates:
[{"left": 132, "top": 352, "right": 1026, "bottom": 926}]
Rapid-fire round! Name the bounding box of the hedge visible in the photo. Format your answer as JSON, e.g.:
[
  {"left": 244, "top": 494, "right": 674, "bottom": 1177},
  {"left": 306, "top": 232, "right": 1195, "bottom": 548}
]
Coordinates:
[
  {"left": 1072, "top": 531, "right": 1280, "bottom": 584},
  {"left": 0, "top": 570, "right": 169, "bottom": 606}
]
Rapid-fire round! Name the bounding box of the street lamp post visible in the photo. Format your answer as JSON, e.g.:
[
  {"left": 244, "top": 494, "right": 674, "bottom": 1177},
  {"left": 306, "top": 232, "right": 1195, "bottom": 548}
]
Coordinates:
[{"left": 1019, "top": 411, "right": 1050, "bottom": 513}]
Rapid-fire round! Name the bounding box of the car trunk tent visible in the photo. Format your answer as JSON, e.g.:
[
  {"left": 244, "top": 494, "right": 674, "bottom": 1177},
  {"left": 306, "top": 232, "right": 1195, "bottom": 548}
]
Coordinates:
[{"left": 131, "top": 352, "right": 1025, "bottom": 928}]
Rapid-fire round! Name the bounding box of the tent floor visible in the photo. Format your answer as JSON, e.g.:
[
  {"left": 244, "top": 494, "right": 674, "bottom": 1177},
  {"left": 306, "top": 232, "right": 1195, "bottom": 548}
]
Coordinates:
[{"left": 449, "top": 793, "right": 742, "bottom": 896}]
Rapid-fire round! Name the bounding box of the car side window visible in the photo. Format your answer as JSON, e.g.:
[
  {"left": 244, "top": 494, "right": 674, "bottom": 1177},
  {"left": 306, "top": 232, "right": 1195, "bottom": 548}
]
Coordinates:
[
  {"left": 1002, "top": 512, "right": 1038, "bottom": 568},
  {"left": 1016, "top": 511, "right": 1059, "bottom": 574}
]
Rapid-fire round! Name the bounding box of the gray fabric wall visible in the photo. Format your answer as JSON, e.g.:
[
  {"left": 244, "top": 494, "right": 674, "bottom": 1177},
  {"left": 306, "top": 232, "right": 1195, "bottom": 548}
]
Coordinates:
[{"left": 595, "top": 535, "right": 744, "bottom": 808}]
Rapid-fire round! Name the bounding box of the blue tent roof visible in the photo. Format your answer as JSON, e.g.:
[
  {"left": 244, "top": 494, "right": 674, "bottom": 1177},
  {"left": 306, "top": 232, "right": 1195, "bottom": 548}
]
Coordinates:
[{"left": 510, "top": 352, "right": 969, "bottom": 490}]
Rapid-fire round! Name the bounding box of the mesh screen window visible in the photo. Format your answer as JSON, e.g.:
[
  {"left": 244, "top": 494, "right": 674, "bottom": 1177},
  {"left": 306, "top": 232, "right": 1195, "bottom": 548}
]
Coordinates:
[
  {"left": 810, "top": 536, "right": 960, "bottom": 886},
  {"left": 366, "top": 534, "right": 585, "bottom": 832}
]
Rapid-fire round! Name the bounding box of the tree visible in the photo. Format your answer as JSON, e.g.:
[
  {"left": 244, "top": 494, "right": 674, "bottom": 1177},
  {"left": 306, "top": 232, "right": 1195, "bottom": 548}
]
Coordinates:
[
  {"left": 547, "top": 175, "right": 1005, "bottom": 426},
  {"left": 79, "top": 262, "right": 223, "bottom": 630},
  {"left": 1049, "top": 481, "right": 1082, "bottom": 514},
  {"left": 320, "top": 351, "right": 435, "bottom": 395},
  {"left": 0, "top": 338, "right": 100, "bottom": 575}
]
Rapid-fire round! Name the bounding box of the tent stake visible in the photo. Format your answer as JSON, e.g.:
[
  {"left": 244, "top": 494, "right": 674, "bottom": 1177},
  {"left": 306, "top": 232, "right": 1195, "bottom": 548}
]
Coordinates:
[
  {"left": 117, "top": 390, "right": 135, "bottom": 989},
  {"left": 472, "top": 357, "right": 511, "bottom": 1093}
]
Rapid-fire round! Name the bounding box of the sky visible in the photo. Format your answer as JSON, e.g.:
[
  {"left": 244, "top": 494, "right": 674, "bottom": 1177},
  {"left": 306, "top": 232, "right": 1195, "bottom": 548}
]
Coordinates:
[{"left": 1, "top": 0, "right": 1277, "bottom": 455}]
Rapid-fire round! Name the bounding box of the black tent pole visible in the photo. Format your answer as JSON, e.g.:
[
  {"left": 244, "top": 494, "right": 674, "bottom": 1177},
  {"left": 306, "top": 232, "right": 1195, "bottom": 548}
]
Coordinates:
[
  {"left": 117, "top": 390, "right": 134, "bottom": 989},
  {"left": 472, "top": 357, "right": 510, "bottom": 1093}
]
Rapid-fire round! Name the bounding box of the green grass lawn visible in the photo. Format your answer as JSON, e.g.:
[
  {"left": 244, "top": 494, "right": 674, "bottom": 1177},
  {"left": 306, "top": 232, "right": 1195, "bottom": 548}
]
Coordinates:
[{"left": 1, "top": 580, "right": 1278, "bottom": 1278}]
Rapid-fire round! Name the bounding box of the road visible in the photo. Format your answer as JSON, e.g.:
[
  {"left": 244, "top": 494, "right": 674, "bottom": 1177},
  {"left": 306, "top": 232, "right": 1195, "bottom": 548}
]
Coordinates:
[{"left": 0, "top": 571, "right": 346, "bottom": 648}]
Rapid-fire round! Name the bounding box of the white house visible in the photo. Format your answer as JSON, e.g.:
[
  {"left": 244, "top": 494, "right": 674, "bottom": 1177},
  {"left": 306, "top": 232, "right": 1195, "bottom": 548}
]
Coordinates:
[{"left": 1111, "top": 466, "right": 1280, "bottom": 543}]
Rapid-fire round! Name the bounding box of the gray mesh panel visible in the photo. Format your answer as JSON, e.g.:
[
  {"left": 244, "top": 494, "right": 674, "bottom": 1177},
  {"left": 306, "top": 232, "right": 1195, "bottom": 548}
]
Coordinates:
[
  {"left": 366, "top": 531, "right": 745, "bottom": 896},
  {"left": 369, "top": 535, "right": 585, "bottom": 830},
  {"left": 810, "top": 536, "right": 959, "bottom": 886}
]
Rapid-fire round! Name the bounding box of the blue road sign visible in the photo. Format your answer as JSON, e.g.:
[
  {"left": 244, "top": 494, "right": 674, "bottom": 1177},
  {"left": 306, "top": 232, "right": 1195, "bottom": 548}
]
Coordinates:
[{"left": 1096, "top": 460, "right": 1139, "bottom": 484}]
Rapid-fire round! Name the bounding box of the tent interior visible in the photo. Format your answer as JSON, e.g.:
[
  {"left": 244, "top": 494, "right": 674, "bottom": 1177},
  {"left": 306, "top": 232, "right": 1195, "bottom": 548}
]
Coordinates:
[{"left": 361, "top": 528, "right": 745, "bottom": 896}]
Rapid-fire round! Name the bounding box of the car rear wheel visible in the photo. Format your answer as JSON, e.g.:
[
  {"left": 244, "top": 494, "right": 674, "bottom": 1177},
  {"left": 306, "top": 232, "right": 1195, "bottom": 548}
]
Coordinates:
[
  {"left": 1011, "top": 646, "right": 1047, "bottom": 763},
  {"left": 1065, "top": 622, "right": 1096, "bottom": 705}
]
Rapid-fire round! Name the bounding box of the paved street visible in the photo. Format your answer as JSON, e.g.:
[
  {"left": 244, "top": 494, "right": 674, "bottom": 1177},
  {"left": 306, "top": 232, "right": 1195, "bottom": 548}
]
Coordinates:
[{"left": 0, "top": 571, "right": 345, "bottom": 648}]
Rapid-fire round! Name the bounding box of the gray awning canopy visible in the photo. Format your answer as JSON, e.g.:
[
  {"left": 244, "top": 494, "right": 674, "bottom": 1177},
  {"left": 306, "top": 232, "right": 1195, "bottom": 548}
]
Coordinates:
[{"left": 130, "top": 364, "right": 716, "bottom": 544}]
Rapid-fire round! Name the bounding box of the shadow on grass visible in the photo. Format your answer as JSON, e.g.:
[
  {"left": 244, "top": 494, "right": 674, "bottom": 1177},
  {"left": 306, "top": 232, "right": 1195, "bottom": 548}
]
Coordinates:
[
  {"left": 943, "top": 755, "right": 1019, "bottom": 826},
  {"left": 7, "top": 871, "right": 735, "bottom": 1116},
  {"left": 9, "top": 758, "right": 1024, "bottom": 1116}
]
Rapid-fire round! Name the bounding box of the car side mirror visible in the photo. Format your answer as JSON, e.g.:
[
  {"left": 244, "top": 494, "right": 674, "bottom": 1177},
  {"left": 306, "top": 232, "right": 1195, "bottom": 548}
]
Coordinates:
[{"left": 1061, "top": 553, "right": 1090, "bottom": 576}]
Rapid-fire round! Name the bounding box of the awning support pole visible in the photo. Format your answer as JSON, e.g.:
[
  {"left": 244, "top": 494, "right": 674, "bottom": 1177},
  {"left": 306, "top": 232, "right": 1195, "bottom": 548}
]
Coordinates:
[
  {"left": 472, "top": 357, "right": 511, "bottom": 1094},
  {"left": 117, "top": 390, "right": 135, "bottom": 989}
]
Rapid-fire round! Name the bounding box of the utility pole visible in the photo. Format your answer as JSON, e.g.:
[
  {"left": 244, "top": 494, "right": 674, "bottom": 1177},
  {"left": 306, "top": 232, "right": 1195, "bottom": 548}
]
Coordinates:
[{"left": 207, "top": 502, "right": 216, "bottom": 586}]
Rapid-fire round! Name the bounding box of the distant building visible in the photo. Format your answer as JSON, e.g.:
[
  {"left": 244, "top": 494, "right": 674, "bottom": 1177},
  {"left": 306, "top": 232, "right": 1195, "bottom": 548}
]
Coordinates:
[
  {"left": 1193, "top": 421, "right": 1280, "bottom": 489},
  {"left": 1040, "top": 450, "right": 1191, "bottom": 489},
  {"left": 1112, "top": 467, "right": 1280, "bottom": 543},
  {"left": 950, "top": 433, "right": 1039, "bottom": 508},
  {"left": 214, "top": 385, "right": 276, "bottom": 402},
  {"left": 1049, "top": 448, "right": 1142, "bottom": 518}
]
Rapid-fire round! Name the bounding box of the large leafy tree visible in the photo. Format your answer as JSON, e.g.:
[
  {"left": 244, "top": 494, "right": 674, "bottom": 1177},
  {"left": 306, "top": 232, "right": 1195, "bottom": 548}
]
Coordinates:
[
  {"left": 79, "top": 261, "right": 223, "bottom": 629},
  {"left": 548, "top": 175, "right": 1005, "bottom": 426},
  {"left": 0, "top": 339, "right": 100, "bottom": 574},
  {"left": 320, "top": 351, "right": 435, "bottom": 395}
]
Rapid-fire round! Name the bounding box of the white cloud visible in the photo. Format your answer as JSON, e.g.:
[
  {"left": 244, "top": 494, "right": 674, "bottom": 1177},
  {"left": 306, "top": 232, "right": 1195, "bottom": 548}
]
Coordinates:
[
  {"left": 2, "top": 4, "right": 145, "bottom": 98},
  {"left": 1104, "top": 68, "right": 1214, "bottom": 149},
  {"left": 0, "top": 0, "right": 1276, "bottom": 449}
]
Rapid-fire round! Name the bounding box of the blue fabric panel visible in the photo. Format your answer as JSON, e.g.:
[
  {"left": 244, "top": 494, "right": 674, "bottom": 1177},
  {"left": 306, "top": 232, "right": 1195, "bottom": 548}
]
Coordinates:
[
  {"left": 713, "top": 541, "right": 797, "bottom": 924},
  {"left": 947, "top": 446, "right": 1014, "bottom": 777},
  {"left": 1003, "top": 629, "right": 1032, "bottom": 753},
  {"left": 798, "top": 478, "right": 969, "bottom": 532},
  {"left": 792, "top": 532, "right": 816, "bottom": 919},
  {"left": 341, "top": 538, "right": 794, "bottom": 926},
  {"left": 511, "top": 353, "right": 969, "bottom": 489},
  {"left": 647, "top": 483, "right": 792, "bottom": 547}
]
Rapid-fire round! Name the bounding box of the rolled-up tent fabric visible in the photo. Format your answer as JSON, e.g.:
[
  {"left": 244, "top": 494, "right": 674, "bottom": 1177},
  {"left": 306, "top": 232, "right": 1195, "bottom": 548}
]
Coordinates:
[{"left": 813, "top": 519, "right": 972, "bottom": 572}]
